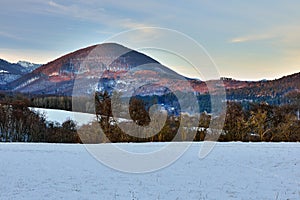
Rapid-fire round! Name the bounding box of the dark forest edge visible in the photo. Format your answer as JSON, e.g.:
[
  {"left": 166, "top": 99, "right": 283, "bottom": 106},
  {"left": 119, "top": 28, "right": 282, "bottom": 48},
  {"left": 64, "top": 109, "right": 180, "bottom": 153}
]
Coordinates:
[{"left": 0, "top": 91, "right": 299, "bottom": 143}]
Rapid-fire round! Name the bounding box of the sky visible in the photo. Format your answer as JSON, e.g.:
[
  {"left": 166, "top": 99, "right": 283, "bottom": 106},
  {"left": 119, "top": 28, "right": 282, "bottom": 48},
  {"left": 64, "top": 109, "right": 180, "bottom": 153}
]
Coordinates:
[{"left": 0, "top": 0, "right": 300, "bottom": 80}]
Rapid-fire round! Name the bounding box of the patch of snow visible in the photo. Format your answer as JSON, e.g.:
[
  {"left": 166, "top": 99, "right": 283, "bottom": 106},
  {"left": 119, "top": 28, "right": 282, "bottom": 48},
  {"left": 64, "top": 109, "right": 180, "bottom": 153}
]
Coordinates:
[
  {"left": 17, "top": 61, "right": 41, "bottom": 73},
  {"left": 14, "top": 76, "right": 39, "bottom": 90},
  {"left": 30, "top": 108, "right": 132, "bottom": 126},
  {"left": 0, "top": 74, "right": 21, "bottom": 85},
  {"left": 0, "top": 70, "right": 9, "bottom": 73},
  {"left": 49, "top": 72, "right": 59, "bottom": 76},
  {"left": 30, "top": 108, "right": 96, "bottom": 126},
  {"left": 17, "top": 61, "right": 41, "bottom": 68}
]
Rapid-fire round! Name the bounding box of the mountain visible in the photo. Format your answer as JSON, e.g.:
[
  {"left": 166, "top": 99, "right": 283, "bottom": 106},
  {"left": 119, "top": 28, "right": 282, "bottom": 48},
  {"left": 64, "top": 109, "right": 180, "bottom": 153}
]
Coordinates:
[
  {"left": 7, "top": 43, "right": 190, "bottom": 96},
  {"left": 17, "top": 61, "right": 41, "bottom": 72},
  {"left": 0, "top": 59, "right": 26, "bottom": 87},
  {"left": 222, "top": 73, "right": 300, "bottom": 104},
  {"left": 0, "top": 59, "right": 41, "bottom": 88},
  {"left": 2, "top": 43, "right": 300, "bottom": 109}
]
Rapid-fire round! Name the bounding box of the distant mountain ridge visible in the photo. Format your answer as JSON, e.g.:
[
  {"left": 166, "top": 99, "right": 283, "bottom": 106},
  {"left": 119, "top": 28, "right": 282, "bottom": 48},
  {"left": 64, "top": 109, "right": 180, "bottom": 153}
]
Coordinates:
[
  {"left": 0, "top": 43, "right": 299, "bottom": 107},
  {"left": 6, "top": 43, "right": 165, "bottom": 95},
  {"left": 224, "top": 72, "right": 300, "bottom": 105},
  {"left": 17, "top": 61, "right": 41, "bottom": 72},
  {"left": 0, "top": 59, "right": 41, "bottom": 87}
]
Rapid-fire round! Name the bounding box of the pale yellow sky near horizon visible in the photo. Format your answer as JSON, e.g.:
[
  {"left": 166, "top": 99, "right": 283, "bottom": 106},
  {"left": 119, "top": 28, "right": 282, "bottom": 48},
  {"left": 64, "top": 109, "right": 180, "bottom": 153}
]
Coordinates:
[{"left": 1, "top": 45, "right": 299, "bottom": 81}]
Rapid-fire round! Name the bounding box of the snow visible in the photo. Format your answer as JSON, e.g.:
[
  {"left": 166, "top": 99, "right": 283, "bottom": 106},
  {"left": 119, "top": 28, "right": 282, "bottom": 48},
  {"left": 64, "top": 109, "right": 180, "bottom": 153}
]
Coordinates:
[
  {"left": 30, "top": 108, "right": 131, "bottom": 126},
  {"left": 14, "top": 77, "right": 39, "bottom": 90},
  {"left": 49, "top": 72, "right": 59, "bottom": 76},
  {"left": 0, "top": 73, "right": 21, "bottom": 85},
  {"left": 0, "top": 142, "right": 299, "bottom": 199},
  {"left": 0, "top": 70, "right": 9, "bottom": 73},
  {"left": 18, "top": 61, "right": 33, "bottom": 68},
  {"left": 30, "top": 108, "right": 96, "bottom": 126},
  {"left": 17, "top": 61, "right": 41, "bottom": 69}
]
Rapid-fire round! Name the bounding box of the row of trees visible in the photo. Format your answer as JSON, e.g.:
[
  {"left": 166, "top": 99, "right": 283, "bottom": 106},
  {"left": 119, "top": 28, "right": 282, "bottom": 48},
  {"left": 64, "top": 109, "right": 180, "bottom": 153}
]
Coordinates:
[
  {"left": 0, "top": 99, "right": 80, "bottom": 143},
  {"left": 78, "top": 92, "right": 299, "bottom": 143},
  {"left": 220, "top": 102, "right": 300, "bottom": 142},
  {"left": 0, "top": 91, "right": 299, "bottom": 143},
  {"left": 78, "top": 91, "right": 181, "bottom": 143}
]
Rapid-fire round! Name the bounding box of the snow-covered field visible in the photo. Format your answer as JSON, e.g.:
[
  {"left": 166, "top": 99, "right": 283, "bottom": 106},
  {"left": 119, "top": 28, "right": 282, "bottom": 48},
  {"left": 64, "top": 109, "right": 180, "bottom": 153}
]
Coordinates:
[
  {"left": 0, "top": 142, "right": 299, "bottom": 200},
  {"left": 30, "top": 108, "right": 96, "bottom": 126},
  {"left": 30, "top": 108, "right": 131, "bottom": 127}
]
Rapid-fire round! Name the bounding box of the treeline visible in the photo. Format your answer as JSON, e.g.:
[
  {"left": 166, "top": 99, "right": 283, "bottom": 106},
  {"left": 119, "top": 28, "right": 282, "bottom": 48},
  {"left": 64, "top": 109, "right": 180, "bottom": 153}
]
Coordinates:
[
  {"left": 31, "top": 95, "right": 72, "bottom": 111},
  {"left": 0, "top": 91, "right": 299, "bottom": 143},
  {"left": 78, "top": 92, "right": 300, "bottom": 143},
  {"left": 220, "top": 102, "right": 300, "bottom": 142},
  {"left": 79, "top": 91, "right": 182, "bottom": 143},
  {"left": 0, "top": 92, "right": 73, "bottom": 111},
  {"left": 0, "top": 98, "right": 80, "bottom": 143},
  {"left": 0, "top": 91, "right": 211, "bottom": 114}
]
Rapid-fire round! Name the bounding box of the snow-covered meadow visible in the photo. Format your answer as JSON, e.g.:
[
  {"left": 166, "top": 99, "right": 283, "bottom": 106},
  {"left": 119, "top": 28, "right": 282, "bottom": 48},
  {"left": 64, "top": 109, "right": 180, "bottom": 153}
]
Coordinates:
[
  {"left": 0, "top": 142, "right": 299, "bottom": 199},
  {"left": 29, "top": 108, "right": 96, "bottom": 126}
]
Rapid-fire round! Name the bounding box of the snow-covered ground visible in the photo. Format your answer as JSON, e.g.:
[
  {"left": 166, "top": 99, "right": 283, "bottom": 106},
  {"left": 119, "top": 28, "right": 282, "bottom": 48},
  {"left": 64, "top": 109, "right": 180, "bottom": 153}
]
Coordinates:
[
  {"left": 30, "top": 108, "right": 96, "bottom": 126},
  {"left": 30, "top": 108, "right": 131, "bottom": 127},
  {"left": 0, "top": 142, "right": 299, "bottom": 199}
]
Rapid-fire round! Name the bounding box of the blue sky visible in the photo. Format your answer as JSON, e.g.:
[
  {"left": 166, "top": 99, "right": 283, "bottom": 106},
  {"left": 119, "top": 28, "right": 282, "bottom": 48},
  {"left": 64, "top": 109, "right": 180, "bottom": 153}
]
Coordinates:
[{"left": 0, "top": 0, "right": 300, "bottom": 80}]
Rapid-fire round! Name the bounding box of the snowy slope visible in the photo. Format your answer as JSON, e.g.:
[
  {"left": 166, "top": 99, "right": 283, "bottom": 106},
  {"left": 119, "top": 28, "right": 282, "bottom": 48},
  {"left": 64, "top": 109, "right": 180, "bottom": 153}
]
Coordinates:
[
  {"left": 30, "top": 108, "right": 132, "bottom": 127},
  {"left": 0, "top": 142, "right": 299, "bottom": 199},
  {"left": 0, "top": 59, "right": 41, "bottom": 86},
  {"left": 30, "top": 108, "right": 96, "bottom": 126},
  {"left": 17, "top": 61, "right": 41, "bottom": 72}
]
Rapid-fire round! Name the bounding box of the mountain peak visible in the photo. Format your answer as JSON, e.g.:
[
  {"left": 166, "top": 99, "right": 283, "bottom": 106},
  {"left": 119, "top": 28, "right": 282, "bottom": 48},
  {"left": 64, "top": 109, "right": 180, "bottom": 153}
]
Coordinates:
[
  {"left": 7, "top": 43, "right": 161, "bottom": 94},
  {"left": 17, "top": 60, "right": 41, "bottom": 68},
  {"left": 4, "top": 43, "right": 299, "bottom": 101}
]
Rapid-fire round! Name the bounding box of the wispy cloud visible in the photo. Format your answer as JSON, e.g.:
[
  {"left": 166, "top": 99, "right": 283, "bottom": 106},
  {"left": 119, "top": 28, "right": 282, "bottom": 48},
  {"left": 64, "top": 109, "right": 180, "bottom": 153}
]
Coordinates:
[
  {"left": 229, "top": 24, "right": 300, "bottom": 45},
  {"left": 118, "top": 19, "right": 151, "bottom": 29},
  {"left": 47, "top": 1, "right": 105, "bottom": 21},
  {"left": 0, "top": 31, "right": 22, "bottom": 40},
  {"left": 229, "top": 34, "right": 275, "bottom": 43},
  {"left": 47, "top": 1, "right": 61, "bottom": 8},
  {"left": 46, "top": 1, "right": 153, "bottom": 30}
]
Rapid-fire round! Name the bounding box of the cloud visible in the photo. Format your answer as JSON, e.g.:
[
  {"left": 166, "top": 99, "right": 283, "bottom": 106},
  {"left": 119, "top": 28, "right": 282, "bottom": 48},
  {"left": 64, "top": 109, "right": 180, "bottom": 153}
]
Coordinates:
[
  {"left": 118, "top": 19, "right": 151, "bottom": 29},
  {"left": 47, "top": 1, "right": 104, "bottom": 20},
  {"left": 229, "top": 34, "right": 275, "bottom": 43},
  {"left": 229, "top": 24, "right": 300, "bottom": 45},
  {"left": 48, "top": 1, "right": 61, "bottom": 8},
  {"left": 46, "top": 1, "right": 155, "bottom": 33},
  {"left": 0, "top": 31, "right": 22, "bottom": 40}
]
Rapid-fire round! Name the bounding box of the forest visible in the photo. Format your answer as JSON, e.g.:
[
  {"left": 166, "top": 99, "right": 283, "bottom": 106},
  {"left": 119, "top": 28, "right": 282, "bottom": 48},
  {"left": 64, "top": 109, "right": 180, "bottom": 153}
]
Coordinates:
[
  {"left": 0, "top": 93, "right": 80, "bottom": 143},
  {"left": 0, "top": 91, "right": 299, "bottom": 143},
  {"left": 79, "top": 91, "right": 300, "bottom": 143}
]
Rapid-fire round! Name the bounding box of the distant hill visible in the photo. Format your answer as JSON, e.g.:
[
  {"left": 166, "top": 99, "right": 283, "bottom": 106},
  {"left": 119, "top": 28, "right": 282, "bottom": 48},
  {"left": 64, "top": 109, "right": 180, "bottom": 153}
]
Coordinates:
[
  {"left": 224, "top": 73, "right": 300, "bottom": 105},
  {"left": 17, "top": 61, "right": 41, "bottom": 72},
  {"left": 0, "top": 59, "right": 41, "bottom": 87},
  {"left": 7, "top": 43, "right": 188, "bottom": 96},
  {"left": 0, "top": 43, "right": 299, "bottom": 108}
]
